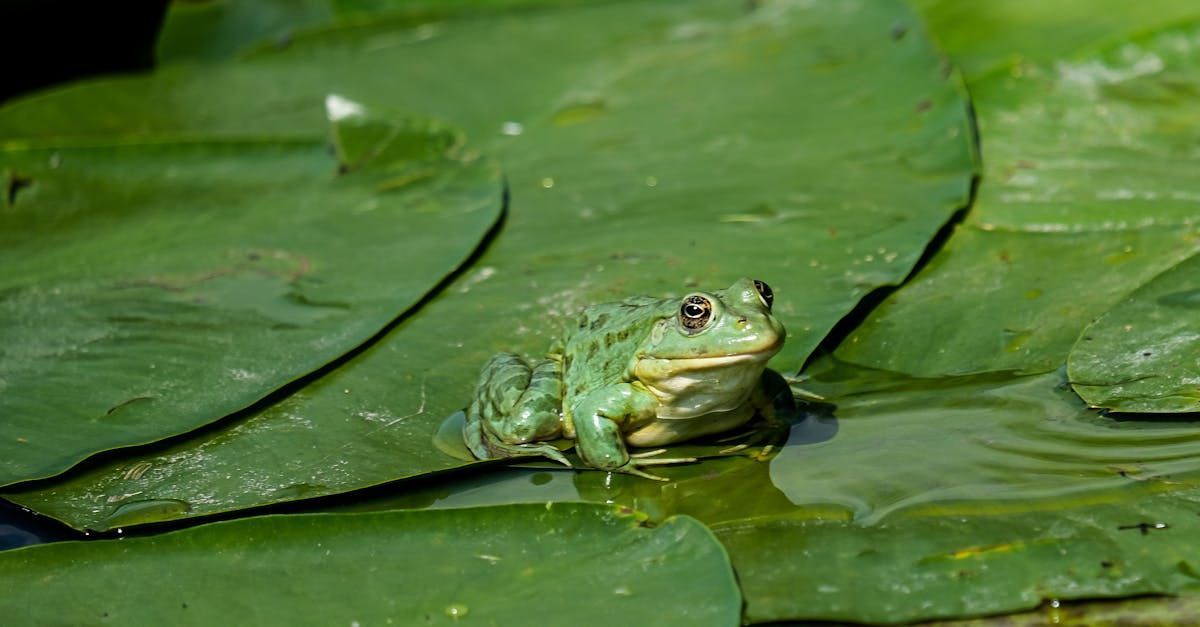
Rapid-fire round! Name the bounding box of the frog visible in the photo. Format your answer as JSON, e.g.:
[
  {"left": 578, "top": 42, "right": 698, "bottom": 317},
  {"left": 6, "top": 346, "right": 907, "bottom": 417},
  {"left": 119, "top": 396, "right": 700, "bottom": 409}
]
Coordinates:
[{"left": 463, "top": 277, "right": 789, "bottom": 480}]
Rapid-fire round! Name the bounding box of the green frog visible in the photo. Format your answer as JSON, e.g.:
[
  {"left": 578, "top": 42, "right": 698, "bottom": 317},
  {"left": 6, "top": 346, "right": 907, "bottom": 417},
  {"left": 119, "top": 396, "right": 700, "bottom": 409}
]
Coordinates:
[{"left": 463, "top": 277, "right": 788, "bottom": 480}]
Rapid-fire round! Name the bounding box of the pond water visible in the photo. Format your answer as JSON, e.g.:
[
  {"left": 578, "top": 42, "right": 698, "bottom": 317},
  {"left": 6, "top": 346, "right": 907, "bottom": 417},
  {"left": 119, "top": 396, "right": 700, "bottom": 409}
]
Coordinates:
[{"left": 0, "top": 500, "right": 74, "bottom": 550}]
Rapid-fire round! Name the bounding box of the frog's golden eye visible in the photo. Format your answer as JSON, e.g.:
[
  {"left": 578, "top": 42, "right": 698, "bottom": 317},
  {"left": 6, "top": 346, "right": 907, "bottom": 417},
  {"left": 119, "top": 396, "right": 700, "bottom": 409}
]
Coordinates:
[
  {"left": 753, "top": 279, "right": 773, "bottom": 310},
  {"left": 679, "top": 295, "right": 713, "bottom": 330}
]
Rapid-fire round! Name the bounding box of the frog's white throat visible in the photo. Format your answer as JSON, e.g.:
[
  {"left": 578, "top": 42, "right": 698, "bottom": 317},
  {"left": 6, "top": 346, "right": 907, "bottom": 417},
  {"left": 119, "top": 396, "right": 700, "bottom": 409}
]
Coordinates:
[{"left": 633, "top": 352, "right": 772, "bottom": 420}]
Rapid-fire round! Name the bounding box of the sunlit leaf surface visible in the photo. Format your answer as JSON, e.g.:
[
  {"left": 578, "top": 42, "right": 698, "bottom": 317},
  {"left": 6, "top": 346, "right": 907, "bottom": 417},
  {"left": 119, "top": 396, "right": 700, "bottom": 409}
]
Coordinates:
[
  {"left": 0, "top": 107, "right": 502, "bottom": 486},
  {"left": 0, "top": 503, "right": 741, "bottom": 626},
  {"left": 1069, "top": 252, "right": 1200, "bottom": 413},
  {"left": 2, "top": 0, "right": 975, "bottom": 529},
  {"left": 836, "top": 9, "right": 1200, "bottom": 377},
  {"left": 910, "top": 0, "right": 1200, "bottom": 80}
]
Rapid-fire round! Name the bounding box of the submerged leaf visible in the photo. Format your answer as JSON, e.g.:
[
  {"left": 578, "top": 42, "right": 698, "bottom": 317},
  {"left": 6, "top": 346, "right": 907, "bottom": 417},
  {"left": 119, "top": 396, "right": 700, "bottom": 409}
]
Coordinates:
[
  {"left": 0, "top": 503, "right": 741, "bottom": 626},
  {"left": 0, "top": 106, "right": 503, "bottom": 486},
  {"left": 1069, "top": 252, "right": 1200, "bottom": 413}
]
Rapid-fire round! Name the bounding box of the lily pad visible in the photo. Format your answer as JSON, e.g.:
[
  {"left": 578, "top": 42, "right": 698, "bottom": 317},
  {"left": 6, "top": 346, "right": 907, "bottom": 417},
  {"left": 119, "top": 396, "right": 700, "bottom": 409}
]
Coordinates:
[
  {"left": 1069, "top": 252, "right": 1200, "bottom": 413},
  {"left": 0, "top": 503, "right": 741, "bottom": 626},
  {"left": 718, "top": 489, "right": 1200, "bottom": 624},
  {"left": 0, "top": 105, "right": 503, "bottom": 487},
  {"left": 3, "top": 0, "right": 975, "bottom": 529},
  {"left": 836, "top": 15, "right": 1200, "bottom": 377}
]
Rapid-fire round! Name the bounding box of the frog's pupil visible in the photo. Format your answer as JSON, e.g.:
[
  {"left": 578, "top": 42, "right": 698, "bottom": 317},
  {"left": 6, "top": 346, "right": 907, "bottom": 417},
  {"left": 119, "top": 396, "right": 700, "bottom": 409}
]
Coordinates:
[
  {"left": 680, "top": 295, "right": 712, "bottom": 330},
  {"left": 753, "top": 279, "right": 774, "bottom": 309}
]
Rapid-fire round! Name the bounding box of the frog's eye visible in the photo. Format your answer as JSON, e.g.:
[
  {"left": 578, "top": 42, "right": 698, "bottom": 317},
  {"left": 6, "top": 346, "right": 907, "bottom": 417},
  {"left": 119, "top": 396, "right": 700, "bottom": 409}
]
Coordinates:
[
  {"left": 679, "top": 295, "right": 713, "bottom": 330},
  {"left": 753, "top": 279, "right": 774, "bottom": 310}
]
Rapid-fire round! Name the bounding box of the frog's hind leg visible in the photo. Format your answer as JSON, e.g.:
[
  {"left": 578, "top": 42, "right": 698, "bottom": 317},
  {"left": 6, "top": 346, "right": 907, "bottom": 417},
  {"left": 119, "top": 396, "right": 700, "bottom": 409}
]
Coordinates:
[{"left": 464, "top": 353, "right": 570, "bottom": 467}]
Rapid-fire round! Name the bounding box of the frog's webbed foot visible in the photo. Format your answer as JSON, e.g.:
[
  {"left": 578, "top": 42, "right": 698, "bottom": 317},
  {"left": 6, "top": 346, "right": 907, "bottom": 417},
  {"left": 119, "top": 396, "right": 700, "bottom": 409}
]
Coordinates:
[
  {"left": 488, "top": 439, "right": 573, "bottom": 468},
  {"left": 713, "top": 369, "right": 799, "bottom": 458},
  {"left": 715, "top": 416, "right": 790, "bottom": 450},
  {"left": 612, "top": 450, "right": 698, "bottom": 482},
  {"left": 711, "top": 418, "right": 789, "bottom": 462},
  {"left": 464, "top": 402, "right": 571, "bottom": 467},
  {"left": 463, "top": 353, "right": 568, "bottom": 466}
]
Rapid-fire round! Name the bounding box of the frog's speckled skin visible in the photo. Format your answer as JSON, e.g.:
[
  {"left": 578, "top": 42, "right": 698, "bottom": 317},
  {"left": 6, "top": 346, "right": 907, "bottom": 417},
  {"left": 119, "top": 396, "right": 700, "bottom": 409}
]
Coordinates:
[{"left": 464, "top": 277, "right": 785, "bottom": 478}]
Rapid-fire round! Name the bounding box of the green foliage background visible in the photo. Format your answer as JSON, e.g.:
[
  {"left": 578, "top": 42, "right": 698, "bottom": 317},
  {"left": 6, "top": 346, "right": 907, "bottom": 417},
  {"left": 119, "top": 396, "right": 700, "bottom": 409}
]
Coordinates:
[{"left": 1, "top": 0, "right": 1198, "bottom": 624}]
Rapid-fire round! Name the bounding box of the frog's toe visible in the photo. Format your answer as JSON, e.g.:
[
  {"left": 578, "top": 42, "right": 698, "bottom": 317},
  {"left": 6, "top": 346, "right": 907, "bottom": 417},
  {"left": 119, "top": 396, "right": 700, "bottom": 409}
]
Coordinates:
[
  {"left": 487, "top": 438, "right": 573, "bottom": 468},
  {"left": 715, "top": 419, "right": 789, "bottom": 451},
  {"left": 783, "top": 375, "right": 825, "bottom": 402},
  {"left": 634, "top": 456, "right": 697, "bottom": 466},
  {"left": 611, "top": 456, "right": 698, "bottom": 482},
  {"left": 615, "top": 464, "right": 669, "bottom": 482},
  {"left": 715, "top": 429, "right": 755, "bottom": 444},
  {"left": 791, "top": 387, "right": 825, "bottom": 402},
  {"left": 535, "top": 444, "right": 572, "bottom": 468}
]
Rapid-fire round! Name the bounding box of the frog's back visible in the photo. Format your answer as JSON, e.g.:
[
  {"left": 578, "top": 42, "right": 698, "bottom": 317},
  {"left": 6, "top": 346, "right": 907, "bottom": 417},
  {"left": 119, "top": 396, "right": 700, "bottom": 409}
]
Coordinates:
[{"left": 562, "top": 295, "right": 669, "bottom": 398}]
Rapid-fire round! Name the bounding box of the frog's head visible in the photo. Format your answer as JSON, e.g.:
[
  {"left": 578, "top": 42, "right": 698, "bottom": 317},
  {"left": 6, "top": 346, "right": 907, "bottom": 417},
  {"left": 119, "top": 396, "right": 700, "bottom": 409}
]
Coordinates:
[{"left": 632, "top": 277, "right": 785, "bottom": 416}]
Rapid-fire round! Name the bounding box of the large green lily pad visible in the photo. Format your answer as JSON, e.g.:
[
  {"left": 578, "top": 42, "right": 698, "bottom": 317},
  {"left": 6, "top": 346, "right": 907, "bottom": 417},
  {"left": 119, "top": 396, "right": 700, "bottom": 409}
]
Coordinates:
[
  {"left": 1069, "top": 252, "right": 1200, "bottom": 413},
  {"left": 836, "top": 10, "right": 1200, "bottom": 377},
  {"left": 3, "top": 0, "right": 975, "bottom": 529},
  {"left": 0, "top": 503, "right": 741, "bottom": 626},
  {"left": 0, "top": 106, "right": 502, "bottom": 487},
  {"left": 718, "top": 489, "right": 1200, "bottom": 624}
]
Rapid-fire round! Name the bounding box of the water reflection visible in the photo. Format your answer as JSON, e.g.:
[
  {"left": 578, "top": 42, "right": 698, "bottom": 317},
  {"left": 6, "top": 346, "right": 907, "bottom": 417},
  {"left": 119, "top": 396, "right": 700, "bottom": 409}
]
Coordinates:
[
  {"left": 769, "top": 358, "right": 1200, "bottom": 524},
  {"left": 0, "top": 525, "right": 39, "bottom": 551},
  {"left": 0, "top": 499, "right": 75, "bottom": 550}
]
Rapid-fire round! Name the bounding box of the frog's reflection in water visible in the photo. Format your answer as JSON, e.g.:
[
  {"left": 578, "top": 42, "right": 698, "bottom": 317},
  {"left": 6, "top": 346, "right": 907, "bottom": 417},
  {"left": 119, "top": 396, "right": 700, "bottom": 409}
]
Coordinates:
[
  {"left": 379, "top": 397, "right": 838, "bottom": 525},
  {"left": 572, "top": 403, "right": 839, "bottom": 525}
]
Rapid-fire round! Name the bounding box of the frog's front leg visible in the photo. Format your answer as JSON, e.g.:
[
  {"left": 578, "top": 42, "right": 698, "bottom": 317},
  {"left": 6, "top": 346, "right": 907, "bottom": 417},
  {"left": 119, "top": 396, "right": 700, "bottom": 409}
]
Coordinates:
[{"left": 572, "top": 383, "right": 695, "bottom": 481}]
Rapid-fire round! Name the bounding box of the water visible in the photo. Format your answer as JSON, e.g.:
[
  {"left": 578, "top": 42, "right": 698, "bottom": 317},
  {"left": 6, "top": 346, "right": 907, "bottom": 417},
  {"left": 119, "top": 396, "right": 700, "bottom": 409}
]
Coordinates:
[{"left": 0, "top": 499, "right": 74, "bottom": 550}]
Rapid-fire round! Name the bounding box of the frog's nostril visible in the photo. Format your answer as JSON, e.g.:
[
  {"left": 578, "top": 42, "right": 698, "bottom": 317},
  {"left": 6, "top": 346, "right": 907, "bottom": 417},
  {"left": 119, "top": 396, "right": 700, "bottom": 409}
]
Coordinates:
[{"left": 737, "top": 317, "right": 748, "bottom": 325}]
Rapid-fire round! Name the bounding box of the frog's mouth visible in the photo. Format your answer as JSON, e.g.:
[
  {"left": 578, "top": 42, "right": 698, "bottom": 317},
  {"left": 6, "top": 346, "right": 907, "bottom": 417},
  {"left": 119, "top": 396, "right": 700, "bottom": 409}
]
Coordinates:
[
  {"left": 648, "top": 351, "right": 771, "bottom": 370},
  {"left": 634, "top": 348, "right": 779, "bottom": 419},
  {"left": 634, "top": 345, "right": 779, "bottom": 379}
]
